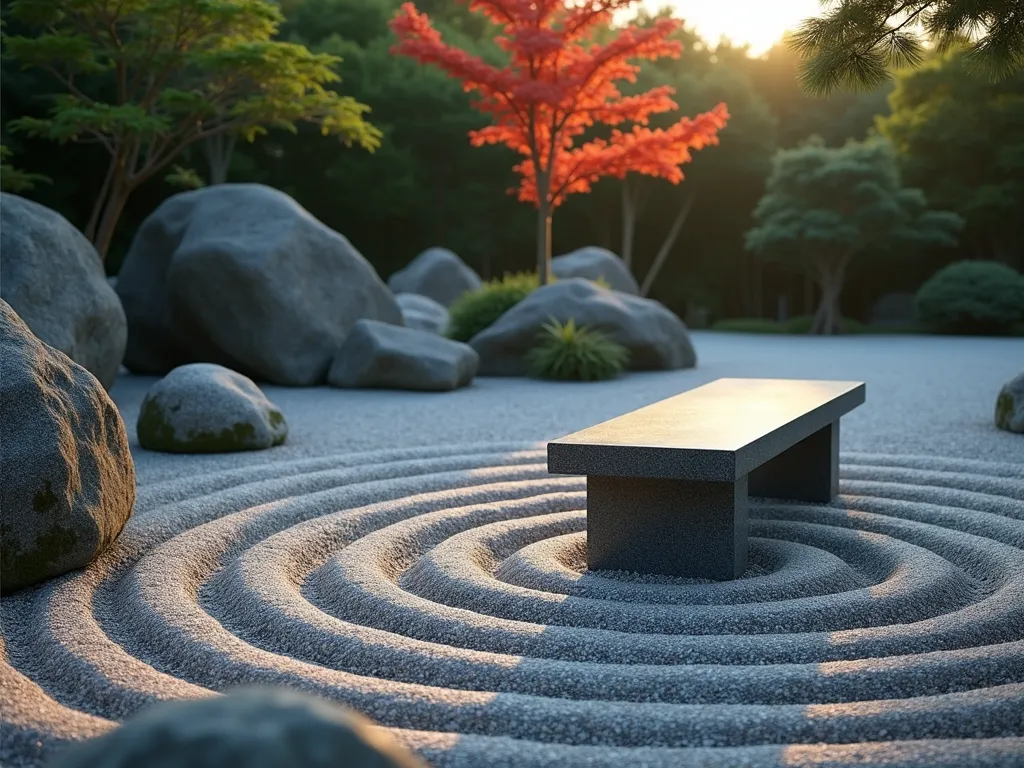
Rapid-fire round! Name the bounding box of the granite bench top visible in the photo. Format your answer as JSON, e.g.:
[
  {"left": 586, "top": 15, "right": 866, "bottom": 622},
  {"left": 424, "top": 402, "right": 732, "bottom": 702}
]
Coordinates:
[{"left": 548, "top": 378, "right": 865, "bottom": 483}]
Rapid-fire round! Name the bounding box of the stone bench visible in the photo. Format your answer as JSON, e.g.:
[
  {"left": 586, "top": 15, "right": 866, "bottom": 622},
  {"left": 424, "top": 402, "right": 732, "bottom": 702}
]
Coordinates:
[{"left": 547, "top": 378, "right": 866, "bottom": 581}]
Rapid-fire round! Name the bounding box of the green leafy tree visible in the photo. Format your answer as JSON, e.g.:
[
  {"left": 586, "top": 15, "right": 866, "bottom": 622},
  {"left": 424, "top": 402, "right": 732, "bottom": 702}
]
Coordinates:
[
  {"left": 792, "top": 0, "right": 1024, "bottom": 95},
  {"left": 0, "top": 144, "right": 50, "bottom": 192},
  {"left": 878, "top": 47, "right": 1024, "bottom": 265},
  {"left": 746, "top": 138, "right": 963, "bottom": 335},
  {"left": 2, "top": 0, "right": 383, "bottom": 260}
]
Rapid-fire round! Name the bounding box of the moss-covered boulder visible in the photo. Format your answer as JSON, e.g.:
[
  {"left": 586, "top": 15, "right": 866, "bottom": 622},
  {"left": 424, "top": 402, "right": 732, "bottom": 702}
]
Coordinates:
[
  {"left": 137, "top": 364, "right": 288, "bottom": 453},
  {"left": 995, "top": 372, "right": 1024, "bottom": 433},
  {"left": 49, "top": 687, "right": 427, "bottom": 768},
  {"left": 0, "top": 300, "right": 135, "bottom": 594}
]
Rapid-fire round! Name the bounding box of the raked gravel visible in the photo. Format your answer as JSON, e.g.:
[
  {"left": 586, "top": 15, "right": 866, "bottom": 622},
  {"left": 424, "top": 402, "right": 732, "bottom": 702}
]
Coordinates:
[{"left": 2, "top": 331, "right": 1023, "bottom": 768}]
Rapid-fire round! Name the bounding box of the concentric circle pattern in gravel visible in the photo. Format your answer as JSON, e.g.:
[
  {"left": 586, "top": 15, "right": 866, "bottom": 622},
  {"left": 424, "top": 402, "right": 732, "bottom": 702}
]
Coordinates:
[{"left": 3, "top": 442, "right": 1023, "bottom": 767}]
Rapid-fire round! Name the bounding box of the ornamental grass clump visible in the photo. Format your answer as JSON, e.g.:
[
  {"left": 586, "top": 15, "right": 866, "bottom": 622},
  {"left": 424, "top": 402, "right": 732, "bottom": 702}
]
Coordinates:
[
  {"left": 525, "top": 318, "right": 629, "bottom": 382},
  {"left": 446, "top": 272, "right": 539, "bottom": 342}
]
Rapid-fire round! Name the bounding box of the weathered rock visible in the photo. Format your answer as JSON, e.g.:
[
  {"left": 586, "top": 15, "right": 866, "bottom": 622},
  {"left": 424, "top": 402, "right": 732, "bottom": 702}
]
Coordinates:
[
  {"left": 995, "top": 372, "right": 1024, "bottom": 433},
  {"left": 0, "top": 300, "right": 135, "bottom": 594},
  {"left": 870, "top": 292, "right": 917, "bottom": 326},
  {"left": 552, "top": 247, "right": 640, "bottom": 295},
  {"left": 328, "top": 320, "right": 478, "bottom": 391},
  {"left": 0, "top": 193, "right": 127, "bottom": 390},
  {"left": 137, "top": 363, "right": 288, "bottom": 453},
  {"left": 396, "top": 292, "right": 449, "bottom": 335},
  {"left": 49, "top": 687, "right": 426, "bottom": 768},
  {"left": 116, "top": 184, "right": 402, "bottom": 386},
  {"left": 387, "top": 247, "right": 482, "bottom": 307},
  {"left": 470, "top": 278, "right": 696, "bottom": 375}
]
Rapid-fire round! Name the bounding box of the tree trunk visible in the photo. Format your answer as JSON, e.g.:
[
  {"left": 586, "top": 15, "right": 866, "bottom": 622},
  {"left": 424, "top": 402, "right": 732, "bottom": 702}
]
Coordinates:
[
  {"left": 812, "top": 259, "right": 847, "bottom": 336},
  {"left": 536, "top": 199, "right": 553, "bottom": 285},
  {"left": 639, "top": 189, "right": 695, "bottom": 297},
  {"left": 203, "top": 134, "right": 236, "bottom": 185},
  {"left": 92, "top": 179, "right": 132, "bottom": 262},
  {"left": 621, "top": 179, "right": 636, "bottom": 270}
]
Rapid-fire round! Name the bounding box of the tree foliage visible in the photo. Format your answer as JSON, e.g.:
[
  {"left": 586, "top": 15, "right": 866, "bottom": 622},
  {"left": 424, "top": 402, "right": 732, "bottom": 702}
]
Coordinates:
[
  {"left": 878, "top": 46, "right": 1024, "bottom": 265},
  {"left": 792, "top": 0, "right": 1024, "bottom": 96},
  {"left": 916, "top": 260, "right": 1024, "bottom": 334},
  {"left": 0, "top": 144, "right": 50, "bottom": 192},
  {"left": 746, "top": 138, "right": 962, "bottom": 334},
  {"left": 2, "top": 0, "right": 382, "bottom": 259},
  {"left": 389, "top": 0, "right": 728, "bottom": 283}
]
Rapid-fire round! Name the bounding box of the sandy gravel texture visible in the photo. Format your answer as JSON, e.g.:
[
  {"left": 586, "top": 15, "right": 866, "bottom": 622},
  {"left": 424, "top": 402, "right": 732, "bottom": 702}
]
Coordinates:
[{"left": 2, "top": 331, "right": 1022, "bottom": 768}]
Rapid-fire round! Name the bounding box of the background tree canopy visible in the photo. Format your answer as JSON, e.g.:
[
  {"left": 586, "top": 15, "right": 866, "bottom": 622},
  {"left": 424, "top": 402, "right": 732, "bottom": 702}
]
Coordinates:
[{"left": 1, "top": 0, "right": 1020, "bottom": 325}]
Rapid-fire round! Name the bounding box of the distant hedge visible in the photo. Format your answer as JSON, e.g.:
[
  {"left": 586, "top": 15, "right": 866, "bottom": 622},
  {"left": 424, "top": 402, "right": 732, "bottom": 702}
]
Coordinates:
[{"left": 916, "top": 261, "right": 1024, "bottom": 335}]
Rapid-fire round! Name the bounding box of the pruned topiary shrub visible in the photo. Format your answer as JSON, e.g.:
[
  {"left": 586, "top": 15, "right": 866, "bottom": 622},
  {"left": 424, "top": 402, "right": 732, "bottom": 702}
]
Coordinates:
[
  {"left": 916, "top": 261, "right": 1024, "bottom": 335},
  {"left": 525, "top": 318, "right": 629, "bottom": 381},
  {"left": 446, "top": 272, "right": 539, "bottom": 342}
]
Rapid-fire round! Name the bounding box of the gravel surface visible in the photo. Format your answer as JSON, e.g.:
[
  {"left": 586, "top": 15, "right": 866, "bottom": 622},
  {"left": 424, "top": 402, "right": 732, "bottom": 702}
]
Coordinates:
[{"left": 3, "top": 332, "right": 1023, "bottom": 768}]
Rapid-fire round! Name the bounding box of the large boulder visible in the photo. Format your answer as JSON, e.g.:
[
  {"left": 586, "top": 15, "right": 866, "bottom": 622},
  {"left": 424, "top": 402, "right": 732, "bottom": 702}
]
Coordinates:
[
  {"left": 387, "top": 247, "right": 482, "bottom": 307},
  {"left": 995, "top": 372, "right": 1024, "bottom": 433},
  {"left": 470, "top": 278, "right": 696, "bottom": 376},
  {"left": 328, "top": 320, "right": 478, "bottom": 391},
  {"left": 49, "top": 687, "right": 426, "bottom": 768},
  {"left": 552, "top": 246, "right": 640, "bottom": 295},
  {"left": 0, "top": 301, "right": 135, "bottom": 594},
  {"left": 0, "top": 193, "right": 127, "bottom": 390},
  {"left": 137, "top": 363, "right": 288, "bottom": 453},
  {"left": 395, "top": 292, "right": 449, "bottom": 335},
  {"left": 116, "top": 184, "right": 402, "bottom": 386}
]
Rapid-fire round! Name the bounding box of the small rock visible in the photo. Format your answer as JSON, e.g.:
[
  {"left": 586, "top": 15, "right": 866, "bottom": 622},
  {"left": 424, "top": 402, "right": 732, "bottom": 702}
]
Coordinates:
[
  {"left": 0, "top": 300, "right": 135, "bottom": 594},
  {"left": 0, "top": 193, "right": 127, "bottom": 390},
  {"left": 470, "top": 278, "right": 696, "bottom": 375},
  {"left": 995, "top": 372, "right": 1024, "bottom": 433},
  {"left": 396, "top": 292, "right": 449, "bottom": 335},
  {"left": 137, "top": 363, "right": 288, "bottom": 453},
  {"left": 552, "top": 247, "right": 640, "bottom": 295},
  {"left": 48, "top": 687, "right": 427, "bottom": 768},
  {"left": 328, "top": 320, "right": 478, "bottom": 391},
  {"left": 388, "top": 247, "right": 482, "bottom": 307}
]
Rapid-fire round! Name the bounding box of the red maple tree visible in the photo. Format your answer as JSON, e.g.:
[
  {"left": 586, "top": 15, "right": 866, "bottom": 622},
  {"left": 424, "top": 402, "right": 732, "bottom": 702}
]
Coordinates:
[{"left": 390, "top": 0, "right": 729, "bottom": 283}]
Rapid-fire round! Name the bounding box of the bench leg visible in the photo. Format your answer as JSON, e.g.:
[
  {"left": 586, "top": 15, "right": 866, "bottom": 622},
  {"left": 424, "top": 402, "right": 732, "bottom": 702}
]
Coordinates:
[
  {"left": 586, "top": 475, "right": 748, "bottom": 581},
  {"left": 748, "top": 420, "right": 839, "bottom": 503}
]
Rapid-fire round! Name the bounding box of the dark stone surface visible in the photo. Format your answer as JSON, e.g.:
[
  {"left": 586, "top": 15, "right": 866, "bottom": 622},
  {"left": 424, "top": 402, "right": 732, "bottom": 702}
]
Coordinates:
[
  {"left": 587, "top": 474, "right": 748, "bottom": 580},
  {"left": 548, "top": 378, "right": 865, "bottom": 580},
  {"left": 549, "top": 378, "right": 864, "bottom": 481},
  {"left": 748, "top": 421, "right": 839, "bottom": 502}
]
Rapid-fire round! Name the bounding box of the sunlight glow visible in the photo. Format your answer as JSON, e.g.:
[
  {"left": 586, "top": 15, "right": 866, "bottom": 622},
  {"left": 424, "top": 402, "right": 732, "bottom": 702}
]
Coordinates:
[{"left": 638, "top": 0, "right": 824, "bottom": 56}]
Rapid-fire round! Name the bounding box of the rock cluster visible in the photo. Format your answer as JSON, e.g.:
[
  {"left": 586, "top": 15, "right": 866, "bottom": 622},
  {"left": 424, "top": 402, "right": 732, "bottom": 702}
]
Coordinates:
[
  {"left": 116, "top": 184, "right": 401, "bottom": 386},
  {"left": 470, "top": 278, "right": 696, "bottom": 375}
]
